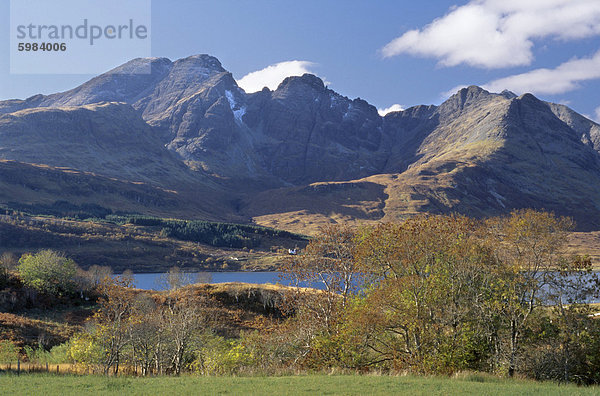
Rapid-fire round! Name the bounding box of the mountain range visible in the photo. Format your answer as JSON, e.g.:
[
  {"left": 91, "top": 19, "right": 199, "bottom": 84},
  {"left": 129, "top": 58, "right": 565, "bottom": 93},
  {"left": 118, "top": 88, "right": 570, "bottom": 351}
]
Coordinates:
[{"left": 2, "top": 54, "right": 600, "bottom": 233}]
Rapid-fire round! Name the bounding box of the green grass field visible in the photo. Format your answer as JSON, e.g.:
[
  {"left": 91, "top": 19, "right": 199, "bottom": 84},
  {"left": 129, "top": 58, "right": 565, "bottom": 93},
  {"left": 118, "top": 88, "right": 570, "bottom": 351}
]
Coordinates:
[{"left": 0, "top": 373, "right": 598, "bottom": 395}]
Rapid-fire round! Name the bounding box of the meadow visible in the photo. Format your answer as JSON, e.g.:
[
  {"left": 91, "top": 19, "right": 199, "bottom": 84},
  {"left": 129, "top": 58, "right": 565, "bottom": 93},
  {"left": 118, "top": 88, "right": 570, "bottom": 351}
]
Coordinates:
[{"left": 1, "top": 373, "right": 598, "bottom": 396}]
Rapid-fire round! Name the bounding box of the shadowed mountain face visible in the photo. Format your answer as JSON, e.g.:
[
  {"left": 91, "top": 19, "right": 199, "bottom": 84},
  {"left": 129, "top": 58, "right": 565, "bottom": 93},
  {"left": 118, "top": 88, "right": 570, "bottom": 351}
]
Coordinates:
[
  {"left": 245, "top": 75, "right": 387, "bottom": 184},
  {"left": 2, "top": 55, "right": 600, "bottom": 232}
]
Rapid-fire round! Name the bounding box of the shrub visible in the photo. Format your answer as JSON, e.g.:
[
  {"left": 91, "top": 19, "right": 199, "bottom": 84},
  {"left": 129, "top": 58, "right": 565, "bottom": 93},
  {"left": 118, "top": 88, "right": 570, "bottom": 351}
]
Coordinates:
[
  {"left": 17, "top": 250, "right": 79, "bottom": 296},
  {"left": 0, "top": 340, "right": 20, "bottom": 363},
  {"left": 25, "top": 342, "right": 73, "bottom": 364},
  {"left": 191, "top": 335, "right": 255, "bottom": 375},
  {"left": 68, "top": 332, "right": 103, "bottom": 368}
]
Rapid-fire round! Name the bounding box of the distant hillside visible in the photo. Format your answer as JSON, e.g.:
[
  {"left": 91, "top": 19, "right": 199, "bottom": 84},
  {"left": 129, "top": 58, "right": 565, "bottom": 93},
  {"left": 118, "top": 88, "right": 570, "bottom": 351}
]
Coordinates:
[{"left": 0, "top": 212, "right": 306, "bottom": 272}]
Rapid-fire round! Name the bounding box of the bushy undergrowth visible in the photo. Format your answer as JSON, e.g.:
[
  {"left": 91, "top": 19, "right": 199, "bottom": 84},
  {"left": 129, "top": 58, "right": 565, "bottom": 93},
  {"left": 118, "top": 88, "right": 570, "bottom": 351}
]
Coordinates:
[{"left": 24, "top": 342, "right": 73, "bottom": 365}]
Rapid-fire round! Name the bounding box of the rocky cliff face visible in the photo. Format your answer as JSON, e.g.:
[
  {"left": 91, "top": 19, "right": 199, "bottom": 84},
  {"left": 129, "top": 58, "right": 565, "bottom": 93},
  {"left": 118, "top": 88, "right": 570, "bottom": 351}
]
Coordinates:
[
  {"left": 243, "top": 74, "right": 387, "bottom": 184},
  {"left": 2, "top": 56, "right": 600, "bottom": 231}
]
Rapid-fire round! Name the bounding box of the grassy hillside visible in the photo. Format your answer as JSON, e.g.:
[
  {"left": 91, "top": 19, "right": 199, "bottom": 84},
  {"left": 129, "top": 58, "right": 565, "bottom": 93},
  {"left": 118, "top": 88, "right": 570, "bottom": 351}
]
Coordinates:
[
  {"left": 0, "top": 374, "right": 598, "bottom": 396},
  {"left": 243, "top": 180, "right": 388, "bottom": 234},
  {"left": 0, "top": 160, "right": 235, "bottom": 222}
]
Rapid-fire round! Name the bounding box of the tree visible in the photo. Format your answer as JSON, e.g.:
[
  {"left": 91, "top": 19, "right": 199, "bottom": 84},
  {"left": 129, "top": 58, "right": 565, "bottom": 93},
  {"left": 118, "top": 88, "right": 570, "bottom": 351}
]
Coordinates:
[
  {"left": 17, "top": 250, "right": 78, "bottom": 296},
  {"left": 69, "top": 333, "right": 103, "bottom": 369},
  {"left": 162, "top": 289, "right": 207, "bottom": 375},
  {"left": 0, "top": 252, "right": 17, "bottom": 287},
  {"left": 280, "top": 224, "right": 361, "bottom": 331},
  {"left": 354, "top": 215, "right": 497, "bottom": 373},
  {"left": 159, "top": 266, "right": 197, "bottom": 291},
  {"left": 0, "top": 252, "right": 17, "bottom": 270},
  {"left": 128, "top": 293, "right": 161, "bottom": 376},
  {"left": 92, "top": 276, "right": 136, "bottom": 375},
  {"left": 485, "top": 209, "right": 574, "bottom": 377},
  {"left": 277, "top": 224, "right": 365, "bottom": 367},
  {"left": 526, "top": 255, "right": 600, "bottom": 383},
  {"left": 86, "top": 265, "right": 113, "bottom": 287}
]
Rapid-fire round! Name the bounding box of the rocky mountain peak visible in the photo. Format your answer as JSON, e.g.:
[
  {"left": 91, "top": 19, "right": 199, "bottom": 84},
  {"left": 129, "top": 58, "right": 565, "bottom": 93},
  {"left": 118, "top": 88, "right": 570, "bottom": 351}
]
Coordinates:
[
  {"left": 153, "top": 54, "right": 228, "bottom": 91},
  {"left": 172, "top": 54, "right": 226, "bottom": 74},
  {"left": 107, "top": 57, "right": 173, "bottom": 75},
  {"left": 276, "top": 73, "right": 326, "bottom": 92},
  {"left": 547, "top": 102, "right": 600, "bottom": 153},
  {"left": 516, "top": 92, "right": 542, "bottom": 105},
  {"left": 350, "top": 97, "right": 380, "bottom": 117},
  {"left": 506, "top": 92, "right": 550, "bottom": 121},
  {"left": 500, "top": 89, "right": 517, "bottom": 99},
  {"left": 439, "top": 85, "right": 497, "bottom": 117},
  {"left": 455, "top": 85, "right": 493, "bottom": 103}
]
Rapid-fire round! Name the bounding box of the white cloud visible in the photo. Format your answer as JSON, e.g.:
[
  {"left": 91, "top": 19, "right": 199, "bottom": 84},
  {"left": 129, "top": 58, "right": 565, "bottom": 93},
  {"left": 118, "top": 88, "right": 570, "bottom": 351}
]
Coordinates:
[
  {"left": 482, "top": 50, "right": 600, "bottom": 95},
  {"left": 237, "top": 61, "right": 319, "bottom": 93},
  {"left": 377, "top": 104, "right": 404, "bottom": 116},
  {"left": 595, "top": 106, "right": 600, "bottom": 123},
  {"left": 381, "top": 0, "right": 600, "bottom": 68}
]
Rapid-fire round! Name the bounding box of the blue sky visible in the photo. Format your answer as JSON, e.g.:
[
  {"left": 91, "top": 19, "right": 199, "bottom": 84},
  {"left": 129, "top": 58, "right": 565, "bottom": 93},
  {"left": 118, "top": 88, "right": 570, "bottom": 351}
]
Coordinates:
[{"left": 1, "top": 0, "right": 599, "bottom": 120}]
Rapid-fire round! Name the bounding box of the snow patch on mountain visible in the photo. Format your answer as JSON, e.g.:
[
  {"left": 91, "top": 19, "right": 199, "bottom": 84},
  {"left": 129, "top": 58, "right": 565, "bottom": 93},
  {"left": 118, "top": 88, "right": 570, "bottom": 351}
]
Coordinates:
[{"left": 226, "top": 90, "right": 246, "bottom": 123}]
